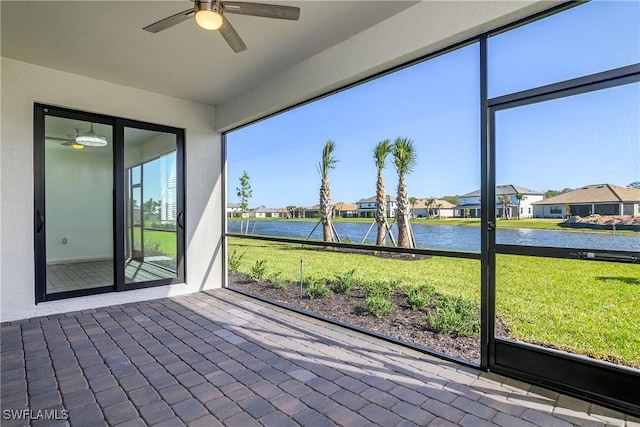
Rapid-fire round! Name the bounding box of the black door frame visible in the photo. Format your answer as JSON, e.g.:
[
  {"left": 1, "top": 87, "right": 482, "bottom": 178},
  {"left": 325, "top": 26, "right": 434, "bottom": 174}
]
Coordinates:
[
  {"left": 34, "top": 104, "right": 186, "bottom": 302},
  {"left": 484, "top": 64, "right": 640, "bottom": 414}
]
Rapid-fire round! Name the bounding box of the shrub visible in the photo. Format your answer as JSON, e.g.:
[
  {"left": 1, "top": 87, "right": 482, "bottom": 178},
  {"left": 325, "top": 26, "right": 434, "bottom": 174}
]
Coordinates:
[
  {"left": 403, "top": 284, "right": 435, "bottom": 310},
  {"left": 307, "top": 278, "right": 332, "bottom": 300},
  {"left": 269, "top": 272, "right": 290, "bottom": 289},
  {"left": 148, "top": 221, "right": 176, "bottom": 231},
  {"left": 425, "top": 295, "right": 480, "bottom": 338},
  {"left": 247, "top": 260, "right": 267, "bottom": 281},
  {"left": 228, "top": 249, "right": 244, "bottom": 273},
  {"left": 332, "top": 269, "right": 357, "bottom": 293},
  {"left": 365, "top": 295, "right": 396, "bottom": 317},
  {"left": 364, "top": 279, "right": 396, "bottom": 298},
  {"left": 144, "top": 240, "right": 164, "bottom": 256}
]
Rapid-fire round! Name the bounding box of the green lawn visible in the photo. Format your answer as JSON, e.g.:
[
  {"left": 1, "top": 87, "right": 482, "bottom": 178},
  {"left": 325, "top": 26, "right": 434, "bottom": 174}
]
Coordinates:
[
  {"left": 144, "top": 229, "right": 177, "bottom": 259},
  {"left": 228, "top": 237, "right": 640, "bottom": 368}
]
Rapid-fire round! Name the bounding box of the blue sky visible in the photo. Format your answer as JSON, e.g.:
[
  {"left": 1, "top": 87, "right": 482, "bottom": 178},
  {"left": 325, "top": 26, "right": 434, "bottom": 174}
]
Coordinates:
[{"left": 227, "top": 1, "right": 640, "bottom": 208}]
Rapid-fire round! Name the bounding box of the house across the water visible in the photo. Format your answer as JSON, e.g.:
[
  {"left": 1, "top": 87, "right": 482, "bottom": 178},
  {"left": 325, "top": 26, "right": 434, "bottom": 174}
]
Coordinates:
[
  {"left": 454, "top": 185, "right": 544, "bottom": 218},
  {"left": 533, "top": 184, "right": 640, "bottom": 218}
]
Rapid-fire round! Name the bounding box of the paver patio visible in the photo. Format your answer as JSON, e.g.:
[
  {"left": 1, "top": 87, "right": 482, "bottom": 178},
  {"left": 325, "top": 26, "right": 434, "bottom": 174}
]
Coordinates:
[{"left": 1, "top": 289, "right": 637, "bottom": 426}]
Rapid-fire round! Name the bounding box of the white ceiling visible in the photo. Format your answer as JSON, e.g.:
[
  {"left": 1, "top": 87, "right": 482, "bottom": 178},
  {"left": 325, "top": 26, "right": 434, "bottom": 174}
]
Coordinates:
[{"left": 1, "top": 1, "right": 417, "bottom": 107}]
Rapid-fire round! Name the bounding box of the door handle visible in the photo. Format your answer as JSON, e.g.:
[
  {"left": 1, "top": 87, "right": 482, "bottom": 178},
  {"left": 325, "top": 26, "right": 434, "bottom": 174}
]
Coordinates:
[
  {"left": 487, "top": 221, "right": 496, "bottom": 232},
  {"left": 177, "top": 211, "right": 184, "bottom": 230},
  {"left": 36, "top": 210, "right": 44, "bottom": 234}
]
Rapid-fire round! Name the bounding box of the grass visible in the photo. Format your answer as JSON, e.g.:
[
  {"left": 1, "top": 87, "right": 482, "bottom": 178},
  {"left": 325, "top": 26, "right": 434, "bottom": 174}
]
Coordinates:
[
  {"left": 144, "top": 229, "right": 177, "bottom": 258},
  {"left": 228, "top": 237, "right": 640, "bottom": 368}
]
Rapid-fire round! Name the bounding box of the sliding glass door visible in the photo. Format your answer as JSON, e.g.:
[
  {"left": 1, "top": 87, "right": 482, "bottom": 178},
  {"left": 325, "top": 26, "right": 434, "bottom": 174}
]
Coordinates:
[
  {"left": 487, "top": 73, "right": 640, "bottom": 413},
  {"left": 34, "top": 105, "right": 185, "bottom": 302},
  {"left": 123, "top": 126, "right": 181, "bottom": 285},
  {"left": 41, "top": 114, "right": 115, "bottom": 296}
]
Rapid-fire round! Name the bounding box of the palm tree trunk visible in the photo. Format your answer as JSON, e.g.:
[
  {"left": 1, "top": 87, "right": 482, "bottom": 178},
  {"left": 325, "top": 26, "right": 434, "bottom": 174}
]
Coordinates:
[
  {"left": 320, "top": 179, "right": 333, "bottom": 242},
  {"left": 396, "top": 177, "right": 410, "bottom": 247},
  {"left": 375, "top": 172, "right": 386, "bottom": 246}
]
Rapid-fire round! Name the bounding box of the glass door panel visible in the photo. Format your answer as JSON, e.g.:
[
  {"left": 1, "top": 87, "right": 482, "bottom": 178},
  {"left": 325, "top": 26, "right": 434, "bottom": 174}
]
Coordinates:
[
  {"left": 123, "top": 127, "right": 178, "bottom": 284},
  {"left": 493, "top": 82, "right": 640, "bottom": 367},
  {"left": 44, "top": 116, "right": 114, "bottom": 294}
]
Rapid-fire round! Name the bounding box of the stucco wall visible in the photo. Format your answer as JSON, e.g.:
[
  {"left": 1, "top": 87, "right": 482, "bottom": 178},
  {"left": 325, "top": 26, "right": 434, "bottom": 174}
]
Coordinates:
[{"left": 0, "top": 58, "right": 221, "bottom": 322}]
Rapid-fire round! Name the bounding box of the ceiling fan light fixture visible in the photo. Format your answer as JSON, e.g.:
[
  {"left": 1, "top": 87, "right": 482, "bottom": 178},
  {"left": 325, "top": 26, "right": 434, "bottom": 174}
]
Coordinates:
[
  {"left": 75, "top": 123, "right": 108, "bottom": 147},
  {"left": 195, "top": 1, "right": 223, "bottom": 30},
  {"left": 71, "top": 142, "right": 84, "bottom": 150}
]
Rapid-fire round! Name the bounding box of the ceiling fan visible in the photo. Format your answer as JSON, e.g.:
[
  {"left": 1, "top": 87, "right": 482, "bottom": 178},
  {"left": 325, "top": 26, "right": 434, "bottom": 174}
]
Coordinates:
[
  {"left": 45, "top": 129, "right": 85, "bottom": 150},
  {"left": 45, "top": 124, "right": 108, "bottom": 150},
  {"left": 143, "top": 0, "right": 300, "bottom": 53}
]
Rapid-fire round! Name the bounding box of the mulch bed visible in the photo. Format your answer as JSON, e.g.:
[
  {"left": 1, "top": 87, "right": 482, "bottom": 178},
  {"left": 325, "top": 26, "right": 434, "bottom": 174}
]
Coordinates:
[{"left": 228, "top": 272, "right": 488, "bottom": 364}]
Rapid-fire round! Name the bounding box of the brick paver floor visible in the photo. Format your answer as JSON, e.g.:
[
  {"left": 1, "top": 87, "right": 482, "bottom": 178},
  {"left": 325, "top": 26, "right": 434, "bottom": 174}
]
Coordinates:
[{"left": 1, "top": 289, "right": 638, "bottom": 426}]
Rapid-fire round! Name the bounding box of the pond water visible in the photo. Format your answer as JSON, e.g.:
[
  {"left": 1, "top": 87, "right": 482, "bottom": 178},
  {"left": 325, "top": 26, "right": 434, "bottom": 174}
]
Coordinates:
[{"left": 228, "top": 220, "right": 640, "bottom": 252}]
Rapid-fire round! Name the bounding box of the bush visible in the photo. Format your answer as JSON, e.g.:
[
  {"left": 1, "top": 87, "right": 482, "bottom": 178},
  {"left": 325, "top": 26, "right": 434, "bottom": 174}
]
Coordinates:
[
  {"left": 403, "top": 284, "right": 435, "bottom": 310},
  {"left": 364, "top": 279, "right": 396, "bottom": 298},
  {"left": 228, "top": 249, "right": 244, "bottom": 273},
  {"left": 269, "top": 272, "right": 290, "bottom": 289},
  {"left": 247, "top": 260, "right": 267, "bottom": 281},
  {"left": 144, "top": 240, "right": 164, "bottom": 256},
  {"left": 365, "top": 295, "right": 396, "bottom": 317},
  {"left": 307, "top": 278, "right": 332, "bottom": 300},
  {"left": 332, "top": 269, "right": 357, "bottom": 293},
  {"left": 425, "top": 295, "right": 480, "bottom": 338},
  {"left": 148, "top": 221, "right": 176, "bottom": 231}
]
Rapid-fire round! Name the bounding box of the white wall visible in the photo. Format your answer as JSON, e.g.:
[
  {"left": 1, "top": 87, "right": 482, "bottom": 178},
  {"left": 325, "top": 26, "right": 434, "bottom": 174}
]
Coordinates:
[
  {"left": 45, "top": 148, "right": 113, "bottom": 262},
  {"left": 0, "top": 58, "right": 221, "bottom": 322},
  {"left": 216, "top": 1, "right": 559, "bottom": 131},
  {"left": 125, "top": 131, "right": 176, "bottom": 169},
  {"left": 518, "top": 195, "right": 544, "bottom": 219}
]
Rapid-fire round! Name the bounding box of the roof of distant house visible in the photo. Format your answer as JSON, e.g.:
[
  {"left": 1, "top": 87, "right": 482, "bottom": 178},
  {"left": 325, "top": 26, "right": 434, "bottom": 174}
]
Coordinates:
[
  {"left": 413, "top": 199, "right": 456, "bottom": 209},
  {"left": 251, "top": 205, "right": 279, "bottom": 213},
  {"left": 334, "top": 202, "right": 358, "bottom": 211},
  {"left": 461, "top": 185, "right": 543, "bottom": 198},
  {"left": 356, "top": 195, "right": 397, "bottom": 204},
  {"left": 533, "top": 184, "right": 640, "bottom": 205},
  {"left": 227, "top": 203, "right": 240, "bottom": 209}
]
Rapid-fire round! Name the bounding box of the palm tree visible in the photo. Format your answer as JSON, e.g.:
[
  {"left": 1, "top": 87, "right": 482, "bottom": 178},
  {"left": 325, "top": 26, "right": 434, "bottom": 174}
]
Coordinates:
[
  {"left": 426, "top": 197, "right": 436, "bottom": 219},
  {"left": 409, "top": 197, "right": 418, "bottom": 219},
  {"left": 499, "top": 194, "right": 511, "bottom": 220},
  {"left": 392, "top": 137, "right": 417, "bottom": 248},
  {"left": 286, "top": 205, "right": 296, "bottom": 219},
  {"left": 514, "top": 193, "right": 527, "bottom": 220},
  {"left": 373, "top": 139, "right": 392, "bottom": 246},
  {"left": 436, "top": 203, "right": 443, "bottom": 218},
  {"left": 317, "top": 140, "right": 338, "bottom": 242}
]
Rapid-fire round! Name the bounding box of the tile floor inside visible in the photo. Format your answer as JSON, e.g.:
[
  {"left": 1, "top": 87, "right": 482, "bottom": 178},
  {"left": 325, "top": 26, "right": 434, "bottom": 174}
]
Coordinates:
[{"left": 46, "top": 259, "right": 176, "bottom": 293}]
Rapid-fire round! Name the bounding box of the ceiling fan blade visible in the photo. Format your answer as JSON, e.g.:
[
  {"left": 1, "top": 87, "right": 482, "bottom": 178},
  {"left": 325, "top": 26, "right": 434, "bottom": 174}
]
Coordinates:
[
  {"left": 223, "top": 2, "right": 300, "bottom": 20},
  {"left": 144, "top": 8, "right": 194, "bottom": 33},
  {"left": 45, "top": 136, "right": 71, "bottom": 142},
  {"left": 219, "top": 16, "right": 247, "bottom": 53}
]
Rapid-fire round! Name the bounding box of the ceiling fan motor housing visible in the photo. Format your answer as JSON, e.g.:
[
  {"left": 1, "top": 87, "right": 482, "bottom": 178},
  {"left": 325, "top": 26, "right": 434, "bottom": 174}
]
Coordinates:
[{"left": 195, "top": 0, "right": 223, "bottom": 15}]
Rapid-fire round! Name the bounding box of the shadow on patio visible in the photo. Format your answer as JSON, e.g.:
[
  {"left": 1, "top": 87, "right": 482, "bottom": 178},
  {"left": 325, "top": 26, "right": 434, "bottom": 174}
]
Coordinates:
[{"left": 1, "top": 290, "right": 636, "bottom": 426}]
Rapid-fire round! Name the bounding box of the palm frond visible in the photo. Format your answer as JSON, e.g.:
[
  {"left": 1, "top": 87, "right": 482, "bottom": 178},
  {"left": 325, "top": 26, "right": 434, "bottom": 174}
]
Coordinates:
[
  {"left": 392, "top": 137, "right": 417, "bottom": 177},
  {"left": 317, "top": 140, "right": 338, "bottom": 179},
  {"left": 373, "top": 139, "right": 391, "bottom": 172}
]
